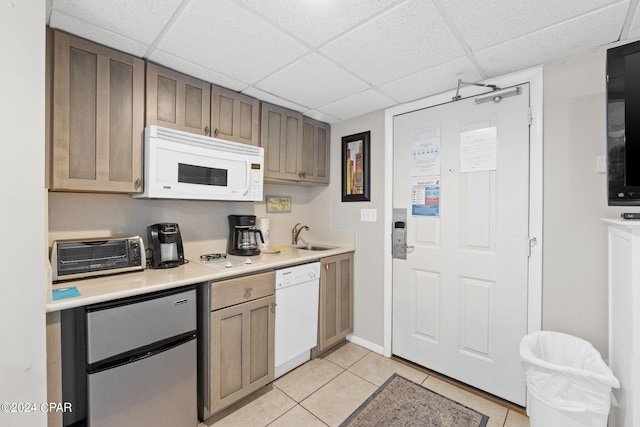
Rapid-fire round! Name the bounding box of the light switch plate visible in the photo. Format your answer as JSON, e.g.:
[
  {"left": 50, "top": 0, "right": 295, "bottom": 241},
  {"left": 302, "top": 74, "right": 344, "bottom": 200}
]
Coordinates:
[{"left": 361, "top": 209, "right": 377, "bottom": 222}]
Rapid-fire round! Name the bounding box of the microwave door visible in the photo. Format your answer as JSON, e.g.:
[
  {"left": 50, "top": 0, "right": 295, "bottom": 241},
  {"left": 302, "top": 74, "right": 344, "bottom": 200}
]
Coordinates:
[{"left": 154, "top": 146, "right": 247, "bottom": 199}]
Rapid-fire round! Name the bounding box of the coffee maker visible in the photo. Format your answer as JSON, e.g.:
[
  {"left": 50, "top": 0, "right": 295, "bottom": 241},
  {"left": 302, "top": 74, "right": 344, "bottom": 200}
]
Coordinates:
[
  {"left": 147, "top": 223, "right": 185, "bottom": 268},
  {"left": 227, "top": 215, "right": 264, "bottom": 256}
]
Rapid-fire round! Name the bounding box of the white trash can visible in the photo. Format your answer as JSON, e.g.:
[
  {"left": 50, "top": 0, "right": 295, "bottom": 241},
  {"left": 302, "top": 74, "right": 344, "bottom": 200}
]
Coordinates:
[{"left": 520, "top": 331, "right": 620, "bottom": 427}]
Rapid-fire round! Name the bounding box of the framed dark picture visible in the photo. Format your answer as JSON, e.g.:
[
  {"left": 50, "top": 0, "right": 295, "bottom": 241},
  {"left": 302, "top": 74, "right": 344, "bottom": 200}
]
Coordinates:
[{"left": 342, "top": 131, "right": 370, "bottom": 202}]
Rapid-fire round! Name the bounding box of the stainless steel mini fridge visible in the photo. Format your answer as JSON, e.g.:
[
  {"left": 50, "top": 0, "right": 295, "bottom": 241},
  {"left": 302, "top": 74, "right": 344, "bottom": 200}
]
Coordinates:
[{"left": 61, "top": 286, "right": 199, "bottom": 427}]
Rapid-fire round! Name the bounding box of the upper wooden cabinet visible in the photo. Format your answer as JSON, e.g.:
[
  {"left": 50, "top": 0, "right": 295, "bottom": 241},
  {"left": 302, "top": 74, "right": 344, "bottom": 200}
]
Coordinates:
[
  {"left": 50, "top": 31, "right": 145, "bottom": 193},
  {"left": 261, "top": 102, "right": 304, "bottom": 182},
  {"left": 211, "top": 85, "right": 260, "bottom": 147},
  {"left": 145, "top": 63, "right": 211, "bottom": 136},
  {"left": 261, "top": 103, "right": 331, "bottom": 185},
  {"left": 301, "top": 117, "right": 330, "bottom": 184}
]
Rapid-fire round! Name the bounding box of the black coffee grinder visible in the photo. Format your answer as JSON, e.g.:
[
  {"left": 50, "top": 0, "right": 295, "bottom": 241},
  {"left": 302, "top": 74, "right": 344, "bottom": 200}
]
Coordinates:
[
  {"left": 148, "top": 223, "right": 185, "bottom": 268},
  {"left": 227, "top": 215, "right": 264, "bottom": 256}
]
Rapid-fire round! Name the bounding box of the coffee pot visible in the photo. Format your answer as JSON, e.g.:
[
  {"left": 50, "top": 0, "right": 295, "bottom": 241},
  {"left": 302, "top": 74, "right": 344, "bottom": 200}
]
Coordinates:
[{"left": 227, "top": 215, "right": 264, "bottom": 256}]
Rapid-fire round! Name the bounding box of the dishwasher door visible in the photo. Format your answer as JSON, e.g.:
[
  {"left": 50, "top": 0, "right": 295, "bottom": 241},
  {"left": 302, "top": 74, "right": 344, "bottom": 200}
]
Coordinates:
[
  {"left": 88, "top": 337, "right": 197, "bottom": 427},
  {"left": 275, "top": 262, "right": 320, "bottom": 378}
]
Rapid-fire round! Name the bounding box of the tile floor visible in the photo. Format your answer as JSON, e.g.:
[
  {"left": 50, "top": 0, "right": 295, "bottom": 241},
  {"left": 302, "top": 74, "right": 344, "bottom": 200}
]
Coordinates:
[{"left": 200, "top": 342, "right": 530, "bottom": 427}]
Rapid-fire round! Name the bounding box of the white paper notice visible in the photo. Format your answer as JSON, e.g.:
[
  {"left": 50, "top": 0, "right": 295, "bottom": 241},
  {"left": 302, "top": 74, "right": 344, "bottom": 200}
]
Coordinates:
[
  {"left": 412, "top": 138, "right": 440, "bottom": 177},
  {"left": 412, "top": 178, "right": 440, "bottom": 217},
  {"left": 460, "top": 127, "right": 497, "bottom": 173}
]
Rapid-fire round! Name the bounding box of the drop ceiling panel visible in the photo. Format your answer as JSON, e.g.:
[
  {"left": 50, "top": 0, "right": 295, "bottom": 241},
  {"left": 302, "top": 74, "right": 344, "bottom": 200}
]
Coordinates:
[
  {"left": 241, "top": 87, "right": 308, "bottom": 113},
  {"left": 48, "top": 11, "right": 151, "bottom": 57},
  {"left": 439, "top": 0, "right": 629, "bottom": 51},
  {"left": 321, "top": 0, "right": 465, "bottom": 86},
  {"left": 317, "top": 89, "right": 396, "bottom": 120},
  {"left": 236, "top": 0, "right": 402, "bottom": 47},
  {"left": 379, "top": 57, "right": 483, "bottom": 103},
  {"left": 475, "top": 2, "right": 630, "bottom": 77},
  {"left": 155, "top": 0, "right": 308, "bottom": 84},
  {"left": 50, "top": 0, "right": 182, "bottom": 45},
  {"left": 628, "top": 5, "right": 640, "bottom": 39},
  {"left": 256, "top": 53, "right": 369, "bottom": 109}
]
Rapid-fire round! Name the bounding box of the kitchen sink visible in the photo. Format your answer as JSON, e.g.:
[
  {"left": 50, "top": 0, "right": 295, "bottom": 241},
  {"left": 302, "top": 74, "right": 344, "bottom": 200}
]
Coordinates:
[{"left": 294, "top": 244, "right": 336, "bottom": 251}]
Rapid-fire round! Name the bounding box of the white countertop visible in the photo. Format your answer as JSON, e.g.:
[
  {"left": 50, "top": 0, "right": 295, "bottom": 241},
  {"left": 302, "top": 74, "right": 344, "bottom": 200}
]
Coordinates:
[{"left": 47, "top": 245, "right": 354, "bottom": 312}]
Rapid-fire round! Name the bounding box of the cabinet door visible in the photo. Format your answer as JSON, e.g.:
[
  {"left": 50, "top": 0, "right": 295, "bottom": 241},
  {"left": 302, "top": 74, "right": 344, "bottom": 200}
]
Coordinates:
[
  {"left": 146, "top": 63, "right": 211, "bottom": 136},
  {"left": 317, "top": 253, "right": 354, "bottom": 352},
  {"left": 300, "top": 117, "right": 330, "bottom": 184},
  {"left": 51, "top": 31, "right": 144, "bottom": 193},
  {"left": 210, "top": 295, "right": 275, "bottom": 413},
  {"left": 211, "top": 85, "right": 260, "bottom": 146},
  {"left": 261, "top": 102, "right": 303, "bottom": 181}
]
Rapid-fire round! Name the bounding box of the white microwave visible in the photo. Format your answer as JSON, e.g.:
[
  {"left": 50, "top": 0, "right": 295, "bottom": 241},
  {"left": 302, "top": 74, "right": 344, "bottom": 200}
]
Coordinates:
[{"left": 133, "top": 126, "right": 263, "bottom": 201}]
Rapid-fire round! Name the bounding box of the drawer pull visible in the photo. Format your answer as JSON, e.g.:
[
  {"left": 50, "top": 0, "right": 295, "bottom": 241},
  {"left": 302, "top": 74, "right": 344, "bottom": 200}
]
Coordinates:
[
  {"left": 243, "top": 288, "right": 253, "bottom": 299},
  {"left": 174, "top": 299, "right": 188, "bottom": 306}
]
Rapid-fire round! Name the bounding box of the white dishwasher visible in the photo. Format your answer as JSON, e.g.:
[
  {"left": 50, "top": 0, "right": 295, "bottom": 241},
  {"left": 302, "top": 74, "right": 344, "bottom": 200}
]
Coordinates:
[{"left": 275, "top": 262, "right": 320, "bottom": 378}]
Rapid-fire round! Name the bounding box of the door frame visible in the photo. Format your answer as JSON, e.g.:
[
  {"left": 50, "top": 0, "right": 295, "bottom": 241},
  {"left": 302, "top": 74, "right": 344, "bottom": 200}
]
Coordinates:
[{"left": 382, "top": 66, "right": 543, "bottom": 357}]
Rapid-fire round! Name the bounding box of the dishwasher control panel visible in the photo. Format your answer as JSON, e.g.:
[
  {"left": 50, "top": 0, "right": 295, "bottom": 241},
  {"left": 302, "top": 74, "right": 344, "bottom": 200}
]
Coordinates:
[{"left": 276, "top": 262, "right": 321, "bottom": 288}]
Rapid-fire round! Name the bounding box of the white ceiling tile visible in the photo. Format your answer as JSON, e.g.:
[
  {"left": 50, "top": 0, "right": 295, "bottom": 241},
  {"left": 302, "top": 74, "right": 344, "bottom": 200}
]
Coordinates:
[
  {"left": 241, "top": 87, "right": 308, "bottom": 113},
  {"left": 236, "top": 0, "right": 401, "bottom": 47},
  {"left": 440, "top": 0, "right": 629, "bottom": 51},
  {"left": 50, "top": 0, "right": 182, "bottom": 44},
  {"left": 48, "top": 11, "right": 150, "bottom": 57},
  {"left": 379, "top": 56, "right": 482, "bottom": 103},
  {"left": 147, "top": 50, "right": 248, "bottom": 91},
  {"left": 321, "top": 0, "right": 465, "bottom": 85},
  {"left": 155, "top": 0, "right": 308, "bottom": 84},
  {"left": 256, "top": 53, "right": 369, "bottom": 109},
  {"left": 627, "top": 5, "right": 640, "bottom": 39},
  {"left": 304, "top": 110, "right": 339, "bottom": 124},
  {"left": 317, "top": 89, "right": 396, "bottom": 120},
  {"left": 475, "top": 2, "right": 630, "bottom": 77}
]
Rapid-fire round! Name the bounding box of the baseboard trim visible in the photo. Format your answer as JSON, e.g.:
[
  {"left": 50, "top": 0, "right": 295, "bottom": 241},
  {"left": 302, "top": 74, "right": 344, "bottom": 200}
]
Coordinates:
[{"left": 347, "top": 334, "right": 384, "bottom": 355}]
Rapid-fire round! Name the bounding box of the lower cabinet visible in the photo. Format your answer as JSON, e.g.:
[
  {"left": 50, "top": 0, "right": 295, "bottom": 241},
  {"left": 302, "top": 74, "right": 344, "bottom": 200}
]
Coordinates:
[
  {"left": 208, "top": 273, "right": 275, "bottom": 414},
  {"left": 316, "top": 252, "right": 354, "bottom": 354}
]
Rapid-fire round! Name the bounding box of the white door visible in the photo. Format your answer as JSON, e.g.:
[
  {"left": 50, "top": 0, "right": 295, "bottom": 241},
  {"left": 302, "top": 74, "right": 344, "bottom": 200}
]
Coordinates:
[{"left": 392, "top": 84, "right": 530, "bottom": 405}]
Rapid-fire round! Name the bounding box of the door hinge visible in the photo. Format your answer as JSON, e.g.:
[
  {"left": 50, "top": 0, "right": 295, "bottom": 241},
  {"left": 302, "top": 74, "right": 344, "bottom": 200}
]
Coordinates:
[
  {"left": 527, "top": 237, "right": 537, "bottom": 257},
  {"left": 528, "top": 107, "right": 533, "bottom": 126}
]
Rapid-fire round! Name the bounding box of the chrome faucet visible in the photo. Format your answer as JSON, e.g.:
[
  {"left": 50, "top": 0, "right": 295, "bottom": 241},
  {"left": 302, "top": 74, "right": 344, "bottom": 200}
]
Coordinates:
[{"left": 291, "top": 223, "right": 310, "bottom": 245}]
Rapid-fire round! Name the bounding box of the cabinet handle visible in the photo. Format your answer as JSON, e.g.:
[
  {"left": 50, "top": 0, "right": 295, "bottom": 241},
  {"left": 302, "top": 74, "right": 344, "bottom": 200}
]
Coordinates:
[
  {"left": 204, "top": 126, "right": 210, "bottom": 136},
  {"left": 243, "top": 288, "right": 252, "bottom": 299},
  {"left": 270, "top": 303, "right": 277, "bottom": 313},
  {"left": 134, "top": 178, "right": 142, "bottom": 190},
  {"left": 214, "top": 128, "right": 219, "bottom": 137}
]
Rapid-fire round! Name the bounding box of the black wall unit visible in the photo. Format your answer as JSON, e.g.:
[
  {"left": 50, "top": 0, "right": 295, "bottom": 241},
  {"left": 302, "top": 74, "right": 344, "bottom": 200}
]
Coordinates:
[{"left": 607, "top": 40, "right": 640, "bottom": 205}]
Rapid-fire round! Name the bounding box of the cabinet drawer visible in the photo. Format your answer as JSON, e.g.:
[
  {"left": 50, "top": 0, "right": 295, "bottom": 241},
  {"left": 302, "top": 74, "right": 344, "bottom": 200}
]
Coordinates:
[{"left": 211, "top": 271, "right": 275, "bottom": 310}]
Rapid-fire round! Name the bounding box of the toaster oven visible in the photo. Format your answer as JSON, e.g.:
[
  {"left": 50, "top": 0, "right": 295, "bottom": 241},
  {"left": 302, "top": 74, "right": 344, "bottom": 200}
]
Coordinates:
[{"left": 51, "top": 236, "right": 145, "bottom": 282}]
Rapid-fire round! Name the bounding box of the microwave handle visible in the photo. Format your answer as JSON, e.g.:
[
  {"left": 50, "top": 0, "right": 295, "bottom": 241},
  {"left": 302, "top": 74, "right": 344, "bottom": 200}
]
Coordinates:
[{"left": 241, "top": 159, "right": 251, "bottom": 196}]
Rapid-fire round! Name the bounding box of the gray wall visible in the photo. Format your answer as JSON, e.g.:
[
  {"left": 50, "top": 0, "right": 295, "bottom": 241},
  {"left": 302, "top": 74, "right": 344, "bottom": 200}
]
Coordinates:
[
  {"left": 543, "top": 47, "right": 636, "bottom": 356},
  {"left": 0, "top": 1, "right": 48, "bottom": 426},
  {"left": 330, "top": 111, "right": 387, "bottom": 349}
]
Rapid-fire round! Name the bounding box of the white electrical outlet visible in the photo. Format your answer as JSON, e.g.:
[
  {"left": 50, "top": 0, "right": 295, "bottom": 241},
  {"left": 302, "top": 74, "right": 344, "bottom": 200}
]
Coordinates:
[{"left": 361, "top": 209, "right": 377, "bottom": 222}]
